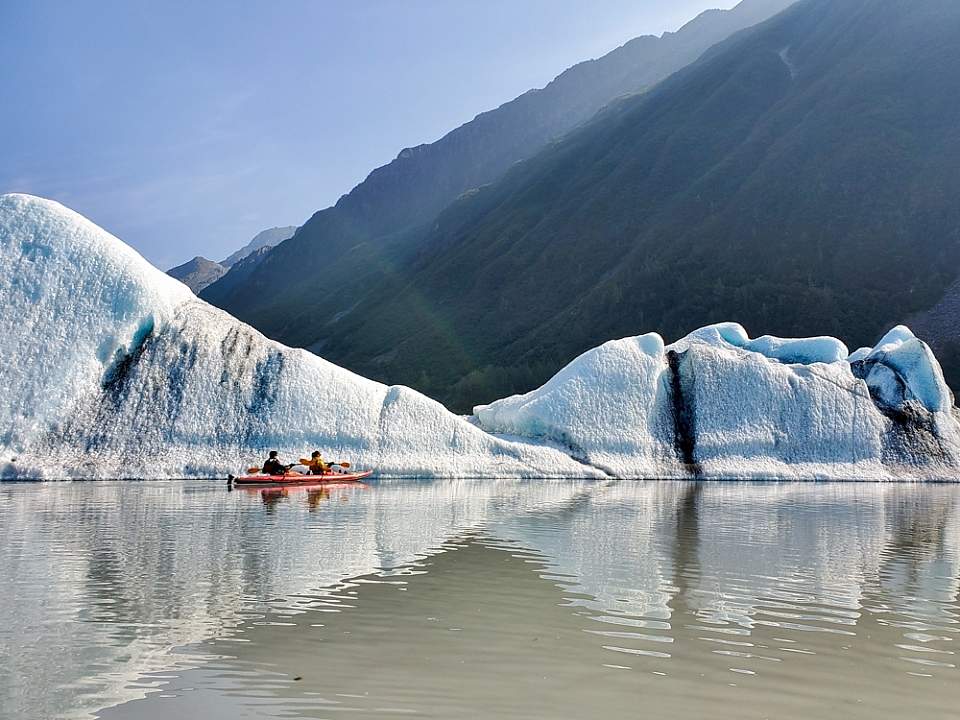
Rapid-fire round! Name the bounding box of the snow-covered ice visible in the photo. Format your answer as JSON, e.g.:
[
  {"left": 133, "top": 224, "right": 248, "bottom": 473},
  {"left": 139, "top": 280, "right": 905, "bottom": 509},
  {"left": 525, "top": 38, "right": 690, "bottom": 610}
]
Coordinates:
[
  {"left": 475, "top": 334, "right": 678, "bottom": 477},
  {"left": 674, "top": 321, "right": 850, "bottom": 364},
  {"left": 0, "top": 194, "right": 597, "bottom": 480},
  {"left": 477, "top": 322, "right": 960, "bottom": 481},
  {"left": 855, "top": 325, "right": 953, "bottom": 413},
  {"left": 1, "top": 193, "right": 958, "bottom": 481}
]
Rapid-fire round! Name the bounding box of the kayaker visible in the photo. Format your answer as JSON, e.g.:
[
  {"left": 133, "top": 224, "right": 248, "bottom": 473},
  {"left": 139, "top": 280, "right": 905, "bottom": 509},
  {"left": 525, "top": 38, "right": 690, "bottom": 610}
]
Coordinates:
[
  {"left": 261, "top": 451, "right": 286, "bottom": 476},
  {"left": 307, "top": 450, "right": 329, "bottom": 476}
]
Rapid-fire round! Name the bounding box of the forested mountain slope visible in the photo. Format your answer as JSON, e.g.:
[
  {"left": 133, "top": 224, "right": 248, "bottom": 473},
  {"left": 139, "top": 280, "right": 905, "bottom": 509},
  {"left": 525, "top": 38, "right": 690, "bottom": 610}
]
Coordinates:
[
  {"left": 202, "top": 0, "right": 796, "bottom": 348},
  {"left": 318, "top": 0, "right": 960, "bottom": 411},
  {"left": 909, "top": 282, "right": 960, "bottom": 390}
]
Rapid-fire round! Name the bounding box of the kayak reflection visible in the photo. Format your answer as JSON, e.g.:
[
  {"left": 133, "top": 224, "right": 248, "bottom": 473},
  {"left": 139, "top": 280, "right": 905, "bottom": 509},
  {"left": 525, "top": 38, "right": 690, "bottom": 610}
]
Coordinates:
[{"left": 239, "top": 481, "right": 369, "bottom": 512}]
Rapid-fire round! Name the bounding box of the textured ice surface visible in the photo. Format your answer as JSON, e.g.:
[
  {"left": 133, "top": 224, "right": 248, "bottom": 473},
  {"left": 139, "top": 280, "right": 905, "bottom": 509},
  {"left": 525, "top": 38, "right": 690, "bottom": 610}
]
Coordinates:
[
  {"left": 2, "top": 194, "right": 958, "bottom": 481},
  {"left": 676, "top": 322, "right": 849, "bottom": 364},
  {"left": 476, "top": 334, "right": 677, "bottom": 477},
  {"left": 0, "top": 195, "right": 597, "bottom": 480},
  {"left": 859, "top": 325, "right": 954, "bottom": 413},
  {"left": 477, "top": 323, "right": 960, "bottom": 480}
]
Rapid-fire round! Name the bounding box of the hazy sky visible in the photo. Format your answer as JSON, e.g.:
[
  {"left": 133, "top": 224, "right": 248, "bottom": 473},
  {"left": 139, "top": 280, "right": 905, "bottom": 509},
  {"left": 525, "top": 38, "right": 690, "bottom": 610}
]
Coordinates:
[{"left": 1, "top": 0, "right": 735, "bottom": 268}]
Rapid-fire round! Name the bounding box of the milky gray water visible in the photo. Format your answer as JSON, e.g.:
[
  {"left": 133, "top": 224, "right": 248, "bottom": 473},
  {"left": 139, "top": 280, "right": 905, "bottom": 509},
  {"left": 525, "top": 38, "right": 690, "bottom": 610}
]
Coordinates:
[{"left": 1, "top": 479, "right": 958, "bottom": 719}]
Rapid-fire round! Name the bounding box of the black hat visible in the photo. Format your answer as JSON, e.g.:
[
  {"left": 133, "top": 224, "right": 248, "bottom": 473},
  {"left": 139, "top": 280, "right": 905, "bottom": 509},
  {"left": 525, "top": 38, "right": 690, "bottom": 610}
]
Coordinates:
[{"left": 269, "top": 450, "right": 278, "bottom": 458}]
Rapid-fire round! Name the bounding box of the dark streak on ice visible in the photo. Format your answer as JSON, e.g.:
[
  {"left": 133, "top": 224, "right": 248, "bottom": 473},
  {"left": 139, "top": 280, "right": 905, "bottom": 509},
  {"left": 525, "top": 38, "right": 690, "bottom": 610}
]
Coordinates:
[
  {"left": 667, "top": 349, "right": 701, "bottom": 478},
  {"left": 101, "top": 317, "right": 155, "bottom": 405},
  {"left": 249, "top": 351, "right": 285, "bottom": 416},
  {"left": 242, "top": 350, "right": 287, "bottom": 447},
  {"left": 555, "top": 435, "right": 616, "bottom": 478},
  {"left": 851, "top": 358, "right": 953, "bottom": 469},
  {"left": 165, "top": 335, "right": 199, "bottom": 425}
]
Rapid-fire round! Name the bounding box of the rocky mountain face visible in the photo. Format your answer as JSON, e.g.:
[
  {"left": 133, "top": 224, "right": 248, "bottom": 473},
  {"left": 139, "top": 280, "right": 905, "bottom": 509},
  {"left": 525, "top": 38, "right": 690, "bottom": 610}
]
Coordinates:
[
  {"left": 167, "top": 226, "right": 297, "bottom": 293},
  {"left": 166, "top": 255, "right": 227, "bottom": 294},
  {"left": 909, "top": 280, "right": 960, "bottom": 391},
  {"left": 300, "top": 0, "right": 960, "bottom": 411},
  {"left": 214, "top": 245, "right": 273, "bottom": 289},
  {"left": 221, "top": 225, "right": 297, "bottom": 267},
  {"left": 201, "top": 0, "right": 797, "bottom": 345}
]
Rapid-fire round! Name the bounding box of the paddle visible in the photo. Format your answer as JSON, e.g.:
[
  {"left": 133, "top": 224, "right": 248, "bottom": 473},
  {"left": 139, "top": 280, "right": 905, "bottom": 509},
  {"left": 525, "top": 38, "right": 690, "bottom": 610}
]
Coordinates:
[
  {"left": 299, "top": 459, "right": 351, "bottom": 468},
  {"left": 246, "top": 461, "right": 353, "bottom": 475}
]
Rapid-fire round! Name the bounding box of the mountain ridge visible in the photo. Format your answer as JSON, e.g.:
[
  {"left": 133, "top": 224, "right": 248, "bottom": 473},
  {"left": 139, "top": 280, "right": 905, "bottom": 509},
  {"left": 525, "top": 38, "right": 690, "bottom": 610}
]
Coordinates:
[
  {"left": 221, "top": 225, "right": 297, "bottom": 268},
  {"left": 167, "top": 225, "right": 298, "bottom": 293},
  {"left": 166, "top": 255, "right": 227, "bottom": 294},
  {"left": 307, "top": 0, "right": 960, "bottom": 411},
  {"left": 202, "top": 0, "right": 797, "bottom": 340}
]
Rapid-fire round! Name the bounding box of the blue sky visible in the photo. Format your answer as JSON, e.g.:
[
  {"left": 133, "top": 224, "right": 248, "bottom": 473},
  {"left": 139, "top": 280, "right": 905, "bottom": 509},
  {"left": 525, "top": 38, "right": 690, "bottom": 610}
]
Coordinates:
[{"left": 0, "top": 0, "right": 734, "bottom": 268}]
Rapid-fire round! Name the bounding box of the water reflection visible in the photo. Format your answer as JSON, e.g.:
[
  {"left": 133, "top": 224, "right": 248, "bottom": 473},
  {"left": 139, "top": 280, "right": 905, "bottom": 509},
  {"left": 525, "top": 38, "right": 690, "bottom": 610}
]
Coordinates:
[
  {"left": 0, "top": 480, "right": 958, "bottom": 720},
  {"left": 233, "top": 481, "right": 370, "bottom": 513}
]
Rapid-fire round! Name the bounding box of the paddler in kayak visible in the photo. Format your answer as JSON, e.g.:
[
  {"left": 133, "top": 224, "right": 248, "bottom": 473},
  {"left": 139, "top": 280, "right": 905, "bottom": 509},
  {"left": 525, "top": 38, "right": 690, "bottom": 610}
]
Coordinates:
[
  {"left": 261, "top": 450, "right": 286, "bottom": 476},
  {"left": 306, "top": 450, "right": 329, "bottom": 475},
  {"left": 304, "top": 450, "right": 354, "bottom": 475}
]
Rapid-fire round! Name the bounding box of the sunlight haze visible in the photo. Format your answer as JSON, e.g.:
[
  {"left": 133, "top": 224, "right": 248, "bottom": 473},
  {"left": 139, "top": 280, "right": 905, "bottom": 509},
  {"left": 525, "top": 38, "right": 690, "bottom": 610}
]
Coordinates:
[{"left": 0, "top": 0, "right": 735, "bottom": 267}]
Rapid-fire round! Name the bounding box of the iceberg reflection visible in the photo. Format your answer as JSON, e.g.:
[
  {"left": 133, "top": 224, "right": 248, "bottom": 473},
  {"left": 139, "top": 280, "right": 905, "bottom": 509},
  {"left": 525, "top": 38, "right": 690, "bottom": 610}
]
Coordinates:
[{"left": 1, "top": 480, "right": 958, "bottom": 720}]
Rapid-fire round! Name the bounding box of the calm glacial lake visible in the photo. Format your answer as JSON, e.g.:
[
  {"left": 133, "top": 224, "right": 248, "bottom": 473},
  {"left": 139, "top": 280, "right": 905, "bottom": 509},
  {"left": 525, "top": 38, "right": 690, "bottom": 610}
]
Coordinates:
[{"left": 1, "top": 479, "right": 958, "bottom": 719}]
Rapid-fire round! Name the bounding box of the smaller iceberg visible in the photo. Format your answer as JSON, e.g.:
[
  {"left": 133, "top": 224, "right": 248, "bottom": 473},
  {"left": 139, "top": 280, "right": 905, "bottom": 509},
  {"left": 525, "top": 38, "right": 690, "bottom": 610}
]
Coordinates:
[{"left": 476, "top": 323, "right": 960, "bottom": 481}]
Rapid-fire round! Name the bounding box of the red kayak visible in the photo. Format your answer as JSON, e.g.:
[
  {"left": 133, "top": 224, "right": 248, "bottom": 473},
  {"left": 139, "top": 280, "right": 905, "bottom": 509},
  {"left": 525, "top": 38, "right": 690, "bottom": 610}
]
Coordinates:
[{"left": 229, "top": 469, "right": 374, "bottom": 486}]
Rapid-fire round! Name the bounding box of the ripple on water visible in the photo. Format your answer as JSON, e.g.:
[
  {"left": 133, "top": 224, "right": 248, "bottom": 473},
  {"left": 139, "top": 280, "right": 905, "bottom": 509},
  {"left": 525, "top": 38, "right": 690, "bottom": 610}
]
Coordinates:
[{"left": 0, "top": 479, "right": 958, "bottom": 720}]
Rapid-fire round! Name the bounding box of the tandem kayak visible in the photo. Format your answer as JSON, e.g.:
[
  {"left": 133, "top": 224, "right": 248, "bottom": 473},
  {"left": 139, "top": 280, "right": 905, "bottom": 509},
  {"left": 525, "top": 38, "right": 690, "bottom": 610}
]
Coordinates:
[{"left": 229, "top": 469, "right": 374, "bottom": 486}]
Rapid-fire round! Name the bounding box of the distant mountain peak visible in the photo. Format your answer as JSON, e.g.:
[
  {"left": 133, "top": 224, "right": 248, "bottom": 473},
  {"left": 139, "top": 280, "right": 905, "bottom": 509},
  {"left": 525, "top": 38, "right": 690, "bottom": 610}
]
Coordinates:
[
  {"left": 167, "top": 256, "right": 227, "bottom": 294},
  {"left": 221, "top": 225, "right": 297, "bottom": 267}
]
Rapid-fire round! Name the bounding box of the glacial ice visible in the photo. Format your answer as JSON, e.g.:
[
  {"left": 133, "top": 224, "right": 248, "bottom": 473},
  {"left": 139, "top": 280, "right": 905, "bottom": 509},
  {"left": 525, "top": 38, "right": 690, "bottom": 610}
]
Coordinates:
[
  {"left": 847, "top": 347, "right": 873, "bottom": 363},
  {"left": 1, "top": 193, "right": 958, "bottom": 481},
  {"left": 856, "top": 325, "right": 954, "bottom": 413},
  {"left": 476, "top": 323, "right": 960, "bottom": 480},
  {"left": 0, "top": 194, "right": 597, "bottom": 480},
  {"left": 475, "top": 334, "right": 678, "bottom": 477},
  {"left": 676, "top": 322, "right": 850, "bottom": 364}
]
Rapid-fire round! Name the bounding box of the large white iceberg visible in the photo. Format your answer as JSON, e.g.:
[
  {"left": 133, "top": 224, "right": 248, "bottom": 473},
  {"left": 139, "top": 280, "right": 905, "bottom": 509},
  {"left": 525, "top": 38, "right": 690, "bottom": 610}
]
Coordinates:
[
  {"left": 0, "top": 194, "right": 597, "bottom": 480},
  {"left": 2, "top": 193, "right": 958, "bottom": 481},
  {"left": 476, "top": 323, "right": 960, "bottom": 481}
]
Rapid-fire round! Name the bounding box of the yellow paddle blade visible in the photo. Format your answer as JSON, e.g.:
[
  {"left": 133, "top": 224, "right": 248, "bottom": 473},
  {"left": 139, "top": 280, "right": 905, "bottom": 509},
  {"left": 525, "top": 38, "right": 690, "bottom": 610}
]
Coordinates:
[
  {"left": 247, "top": 466, "right": 261, "bottom": 474},
  {"left": 336, "top": 461, "right": 351, "bottom": 469}
]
